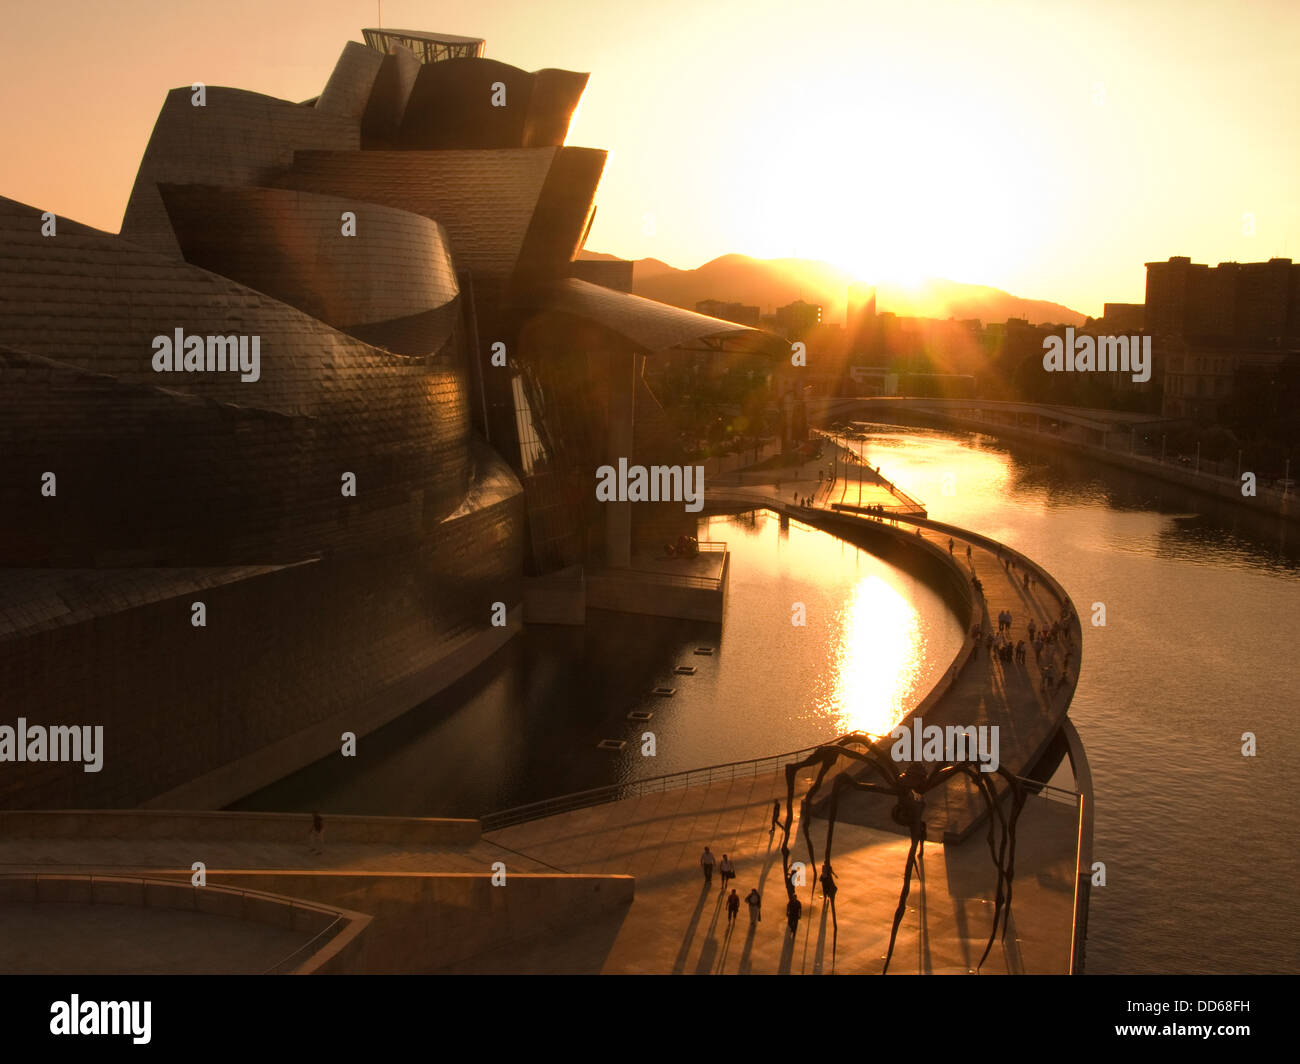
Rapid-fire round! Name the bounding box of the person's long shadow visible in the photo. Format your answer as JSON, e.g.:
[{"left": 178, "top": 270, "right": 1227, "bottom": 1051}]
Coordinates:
[
  {"left": 737, "top": 918, "right": 758, "bottom": 974},
  {"left": 671, "top": 881, "right": 712, "bottom": 974},
  {"left": 692, "top": 891, "right": 726, "bottom": 974},
  {"left": 715, "top": 916, "right": 738, "bottom": 973},
  {"left": 812, "top": 896, "right": 832, "bottom": 974},
  {"left": 777, "top": 918, "right": 796, "bottom": 975}
]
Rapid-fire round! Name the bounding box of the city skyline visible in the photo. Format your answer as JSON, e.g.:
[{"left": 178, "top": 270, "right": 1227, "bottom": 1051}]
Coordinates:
[{"left": 2, "top": 0, "right": 1297, "bottom": 317}]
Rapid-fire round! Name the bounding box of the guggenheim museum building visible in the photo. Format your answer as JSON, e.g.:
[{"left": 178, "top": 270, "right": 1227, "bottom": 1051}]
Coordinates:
[{"left": 0, "top": 28, "right": 780, "bottom": 811}]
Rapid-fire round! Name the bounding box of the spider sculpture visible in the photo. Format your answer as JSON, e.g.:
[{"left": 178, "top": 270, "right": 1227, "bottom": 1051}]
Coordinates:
[{"left": 778, "top": 734, "right": 1027, "bottom": 974}]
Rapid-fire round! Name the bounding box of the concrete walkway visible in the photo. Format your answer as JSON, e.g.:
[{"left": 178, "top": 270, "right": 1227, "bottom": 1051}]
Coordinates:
[
  {"left": 475, "top": 768, "right": 1079, "bottom": 974},
  {"left": 706, "top": 468, "right": 1081, "bottom": 842}
]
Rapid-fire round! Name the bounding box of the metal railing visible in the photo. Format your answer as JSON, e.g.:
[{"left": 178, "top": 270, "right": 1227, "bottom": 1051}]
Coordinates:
[
  {"left": 594, "top": 541, "right": 728, "bottom": 590},
  {"left": 480, "top": 744, "right": 822, "bottom": 831},
  {"left": 594, "top": 567, "right": 722, "bottom": 590},
  {"left": 480, "top": 740, "right": 1080, "bottom": 833},
  {"left": 0, "top": 872, "right": 347, "bottom": 975},
  {"left": 263, "top": 915, "right": 347, "bottom": 975}
]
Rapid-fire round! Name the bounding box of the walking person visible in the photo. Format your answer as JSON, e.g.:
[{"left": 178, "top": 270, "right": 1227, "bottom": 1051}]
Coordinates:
[
  {"left": 948, "top": 537, "right": 954, "bottom": 555},
  {"left": 787, "top": 895, "right": 803, "bottom": 936},
  {"left": 700, "top": 846, "right": 715, "bottom": 886},
  {"left": 308, "top": 811, "right": 324, "bottom": 855},
  {"left": 819, "top": 860, "right": 838, "bottom": 901},
  {"left": 726, "top": 888, "right": 740, "bottom": 926},
  {"left": 770, "top": 799, "right": 781, "bottom": 834},
  {"left": 745, "top": 888, "right": 762, "bottom": 925},
  {"left": 718, "top": 854, "right": 735, "bottom": 891}
]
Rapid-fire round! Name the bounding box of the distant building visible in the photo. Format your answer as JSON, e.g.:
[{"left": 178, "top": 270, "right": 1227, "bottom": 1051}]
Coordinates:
[
  {"left": 694, "top": 299, "right": 760, "bottom": 327},
  {"left": 571, "top": 258, "right": 634, "bottom": 292},
  {"left": 775, "top": 299, "right": 822, "bottom": 339},
  {"left": 1100, "top": 303, "right": 1145, "bottom": 332},
  {"left": 1145, "top": 256, "right": 1300, "bottom": 419}
]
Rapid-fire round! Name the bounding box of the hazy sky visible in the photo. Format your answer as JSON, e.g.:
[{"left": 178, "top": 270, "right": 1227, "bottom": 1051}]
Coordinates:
[{"left": 2, "top": 0, "right": 1296, "bottom": 315}]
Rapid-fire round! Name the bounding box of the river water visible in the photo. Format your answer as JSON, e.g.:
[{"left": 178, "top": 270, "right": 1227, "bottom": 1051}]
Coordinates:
[{"left": 238, "top": 422, "right": 1300, "bottom": 974}]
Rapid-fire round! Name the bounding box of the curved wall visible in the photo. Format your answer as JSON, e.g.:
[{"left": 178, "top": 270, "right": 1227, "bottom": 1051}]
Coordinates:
[
  {"left": 396, "top": 57, "right": 588, "bottom": 150},
  {"left": 121, "top": 87, "right": 359, "bottom": 258},
  {"left": 159, "top": 184, "right": 461, "bottom": 351},
  {"left": 279, "top": 147, "right": 604, "bottom": 287},
  {"left": 316, "top": 40, "right": 386, "bottom": 119},
  {"left": 0, "top": 198, "right": 474, "bottom": 566},
  {"left": 0, "top": 451, "right": 524, "bottom": 810}
]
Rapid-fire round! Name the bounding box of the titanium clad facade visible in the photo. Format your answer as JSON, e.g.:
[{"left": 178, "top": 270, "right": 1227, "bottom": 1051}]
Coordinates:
[
  {"left": 0, "top": 26, "right": 778, "bottom": 810},
  {"left": 397, "top": 58, "right": 589, "bottom": 150},
  {"left": 316, "top": 40, "right": 386, "bottom": 119},
  {"left": 121, "top": 87, "right": 360, "bottom": 258},
  {"left": 158, "top": 184, "right": 462, "bottom": 352}
]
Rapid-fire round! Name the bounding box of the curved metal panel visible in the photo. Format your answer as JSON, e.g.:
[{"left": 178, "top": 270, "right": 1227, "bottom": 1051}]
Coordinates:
[
  {"left": 158, "top": 184, "right": 460, "bottom": 352},
  {"left": 523, "top": 69, "right": 590, "bottom": 148},
  {"left": 0, "top": 196, "right": 474, "bottom": 565},
  {"left": 317, "top": 40, "right": 386, "bottom": 118},
  {"left": 360, "top": 43, "right": 421, "bottom": 147},
  {"left": 516, "top": 278, "right": 786, "bottom": 355},
  {"left": 120, "top": 87, "right": 359, "bottom": 258}
]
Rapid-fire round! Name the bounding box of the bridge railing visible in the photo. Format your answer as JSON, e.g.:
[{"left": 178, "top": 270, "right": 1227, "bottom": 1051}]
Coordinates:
[
  {"left": 479, "top": 745, "right": 823, "bottom": 832},
  {"left": 480, "top": 742, "right": 1080, "bottom": 833}
]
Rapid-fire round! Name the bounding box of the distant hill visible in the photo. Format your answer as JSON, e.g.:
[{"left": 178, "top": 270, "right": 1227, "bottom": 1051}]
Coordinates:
[{"left": 578, "top": 251, "right": 1086, "bottom": 326}]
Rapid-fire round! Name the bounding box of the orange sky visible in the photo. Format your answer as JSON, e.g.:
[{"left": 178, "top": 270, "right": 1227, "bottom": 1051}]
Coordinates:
[{"left": 1, "top": 0, "right": 1295, "bottom": 316}]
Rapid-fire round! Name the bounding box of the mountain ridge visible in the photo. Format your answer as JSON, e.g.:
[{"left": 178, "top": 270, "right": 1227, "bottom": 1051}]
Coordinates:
[{"left": 578, "top": 250, "right": 1088, "bottom": 326}]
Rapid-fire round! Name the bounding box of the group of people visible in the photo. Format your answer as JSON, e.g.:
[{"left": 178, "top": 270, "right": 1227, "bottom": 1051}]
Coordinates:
[
  {"left": 700, "top": 846, "right": 765, "bottom": 929},
  {"left": 699, "top": 800, "right": 844, "bottom": 940},
  {"left": 973, "top": 625, "right": 1025, "bottom": 665}
]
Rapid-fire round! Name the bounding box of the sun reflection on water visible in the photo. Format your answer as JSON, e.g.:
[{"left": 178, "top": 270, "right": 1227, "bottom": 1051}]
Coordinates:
[{"left": 822, "top": 573, "right": 926, "bottom": 738}]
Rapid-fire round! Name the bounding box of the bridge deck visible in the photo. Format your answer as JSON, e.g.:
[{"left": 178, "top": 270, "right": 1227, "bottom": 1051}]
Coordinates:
[
  {"left": 478, "top": 768, "right": 1079, "bottom": 974},
  {"left": 706, "top": 475, "right": 1081, "bottom": 841}
]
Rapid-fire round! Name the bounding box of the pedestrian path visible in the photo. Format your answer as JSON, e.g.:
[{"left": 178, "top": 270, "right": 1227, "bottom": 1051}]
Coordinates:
[
  {"left": 476, "top": 768, "right": 1079, "bottom": 974},
  {"left": 705, "top": 479, "right": 1082, "bottom": 841}
]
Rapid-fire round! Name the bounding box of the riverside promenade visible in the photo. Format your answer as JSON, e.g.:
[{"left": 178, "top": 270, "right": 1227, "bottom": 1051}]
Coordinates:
[
  {"left": 474, "top": 762, "right": 1082, "bottom": 974},
  {"left": 0, "top": 453, "right": 1090, "bottom": 975},
  {"left": 706, "top": 475, "right": 1084, "bottom": 842}
]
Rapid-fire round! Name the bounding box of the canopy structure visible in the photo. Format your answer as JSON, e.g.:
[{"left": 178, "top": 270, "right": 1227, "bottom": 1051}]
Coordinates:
[
  {"left": 362, "top": 28, "right": 484, "bottom": 63},
  {"left": 517, "top": 278, "right": 787, "bottom": 357}
]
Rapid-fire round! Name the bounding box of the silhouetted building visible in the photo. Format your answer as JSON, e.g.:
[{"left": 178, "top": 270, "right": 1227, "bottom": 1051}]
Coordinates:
[
  {"left": 775, "top": 299, "right": 822, "bottom": 340},
  {"left": 695, "top": 299, "right": 760, "bottom": 327},
  {"left": 570, "top": 258, "right": 635, "bottom": 292},
  {"left": 0, "top": 28, "right": 780, "bottom": 810},
  {"left": 1100, "top": 303, "right": 1144, "bottom": 332},
  {"left": 1146, "top": 256, "right": 1300, "bottom": 419}
]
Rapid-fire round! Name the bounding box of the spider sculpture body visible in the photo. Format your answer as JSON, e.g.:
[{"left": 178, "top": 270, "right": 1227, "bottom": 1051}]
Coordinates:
[{"left": 778, "top": 734, "right": 1027, "bottom": 974}]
